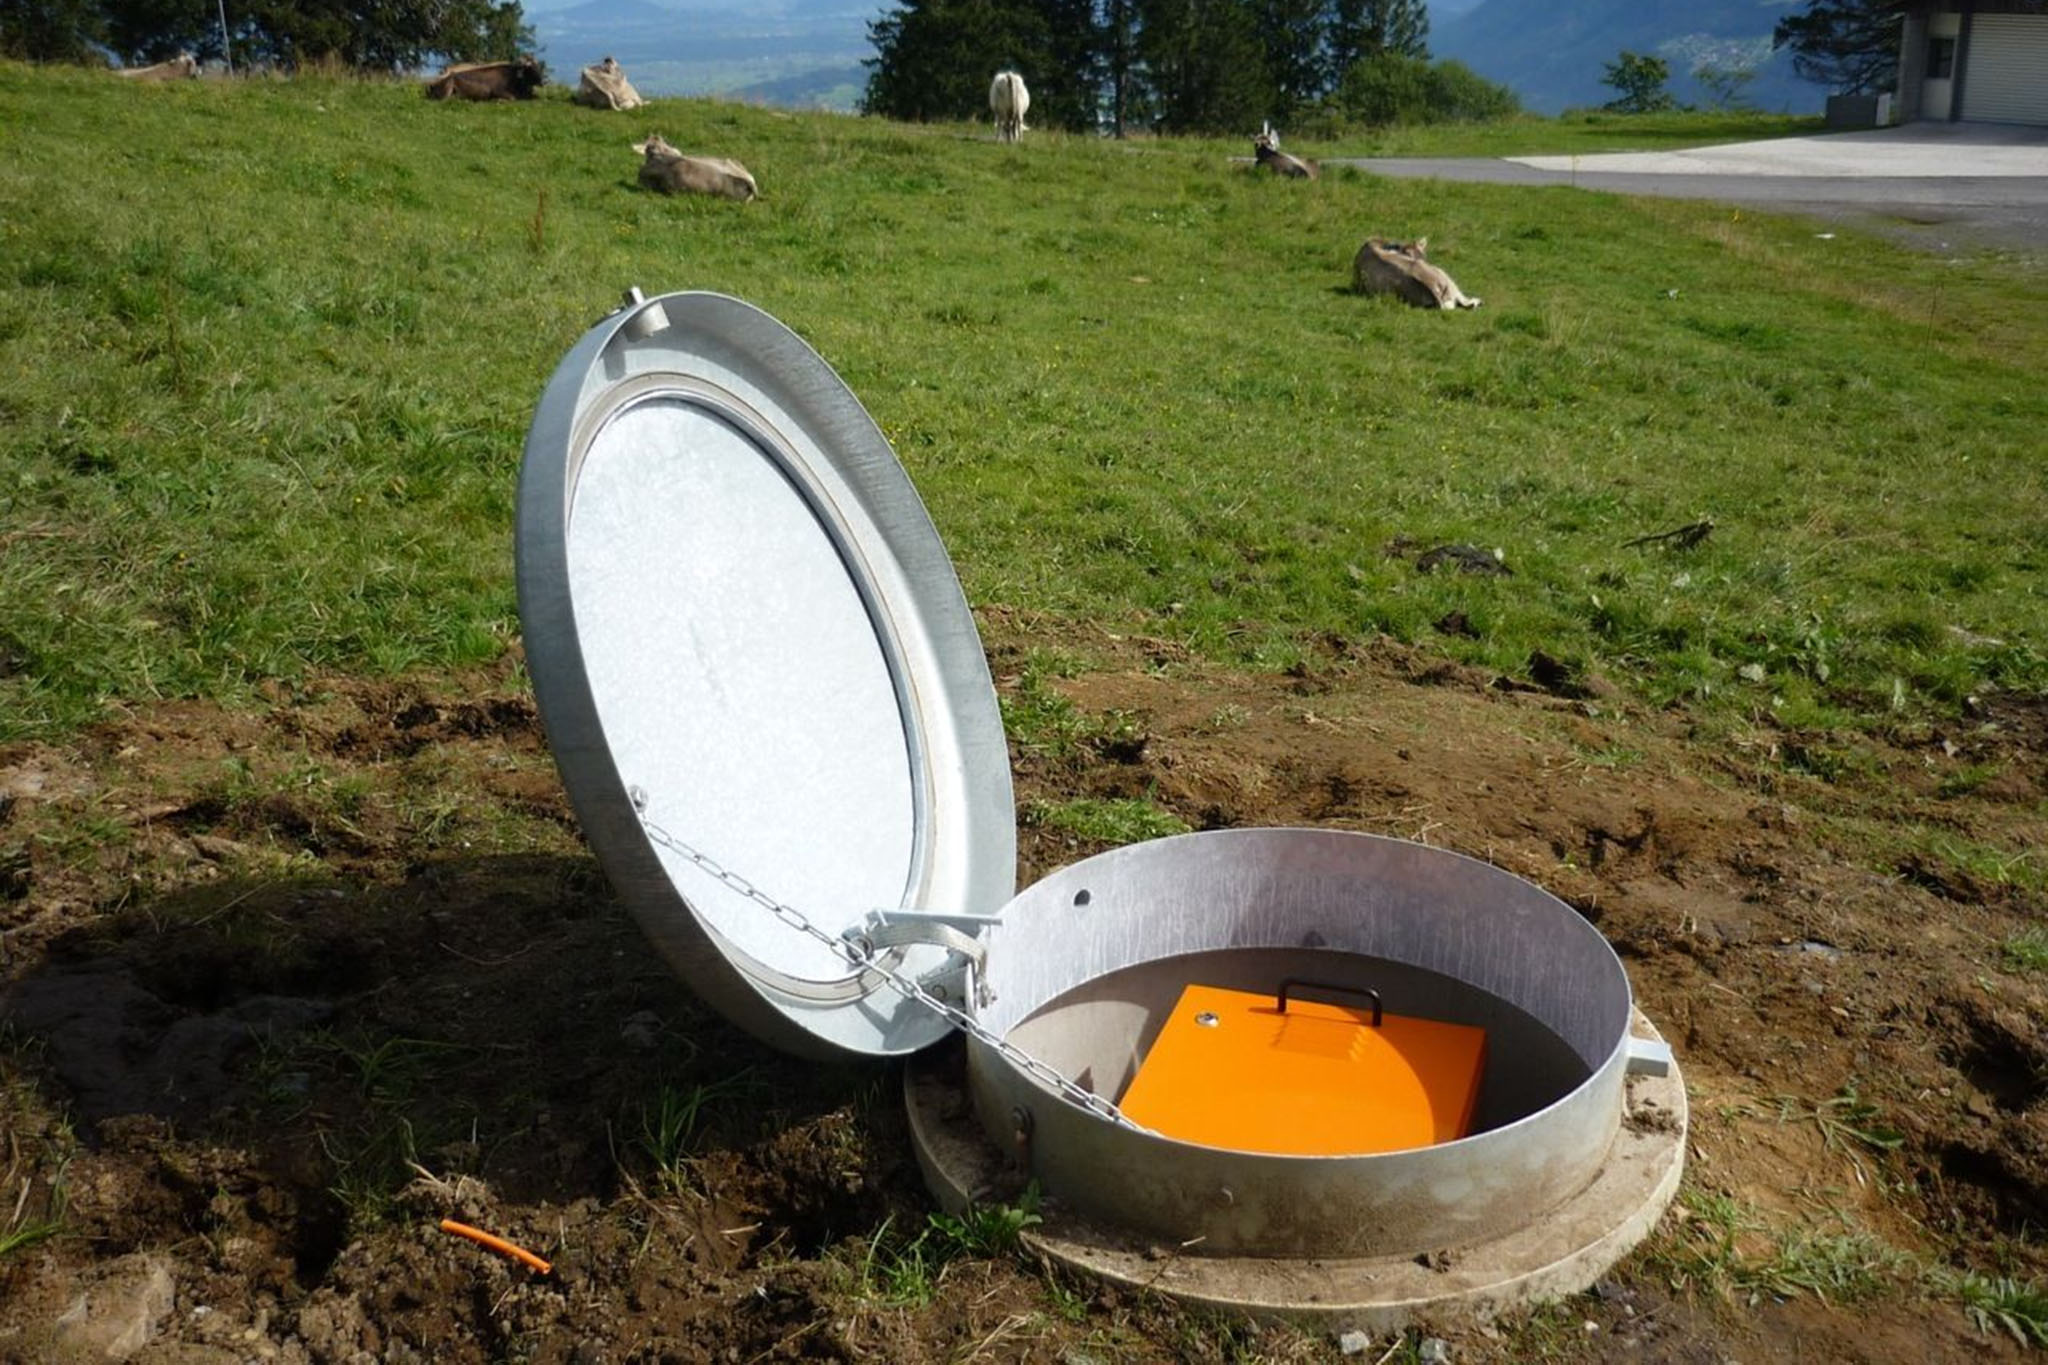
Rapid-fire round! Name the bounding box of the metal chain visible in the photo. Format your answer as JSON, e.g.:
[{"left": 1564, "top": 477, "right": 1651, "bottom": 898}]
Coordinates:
[{"left": 637, "top": 813, "right": 1147, "bottom": 1132}]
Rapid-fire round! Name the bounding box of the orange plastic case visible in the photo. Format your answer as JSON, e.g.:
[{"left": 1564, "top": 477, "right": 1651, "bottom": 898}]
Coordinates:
[{"left": 1118, "top": 983, "right": 1487, "bottom": 1156}]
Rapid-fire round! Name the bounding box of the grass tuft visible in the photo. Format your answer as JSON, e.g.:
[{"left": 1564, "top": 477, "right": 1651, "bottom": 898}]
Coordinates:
[
  {"left": 1779, "top": 1086, "right": 1905, "bottom": 1170},
  {"left": 1942, "top": 1271, "right": 2048, "bottom": 1347},
  {"left": 844, "top": 1190, "right": 1043, "bottom": 1306},
  {"left": 1024, "top": 796, "right": 1192, "bottom": 846},
  {"left": 637, "top": 1074, "right": 755, "bottom": 1192},
  {"left": 2002, "top": 928, "right": 2048, "bottom": 974},
  {"left": 928, "top": 1186, "right": 1043, "bottom": 1257},
  {"left": 1646, "top": 1190, "right": 1909, "bottom": 1307},
  {"left": 0, "top": 1191, "right": 64, "bottom": 1261}
]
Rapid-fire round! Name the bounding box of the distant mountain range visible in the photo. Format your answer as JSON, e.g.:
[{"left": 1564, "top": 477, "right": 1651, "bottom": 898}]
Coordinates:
[
  {"left": 521, "top": 0, "right": 1828, "bottom": 117},
  {"left": 1432, "top": 0, "right": 1824, "bottom": 115},
  {"left": 525, "top": 0, "right": 874, "bottom": 110}
]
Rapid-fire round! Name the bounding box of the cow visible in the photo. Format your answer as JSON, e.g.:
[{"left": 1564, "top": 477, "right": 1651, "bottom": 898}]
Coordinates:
[
  {"left": 574, "top": 56, "right": 644, "bottom": 111},
  {"left": 1252, "top": 125, "right": 1317, "bottom": 179},
  {"left": 1352, "top": 237, "right": 1482, "bottom": 310},
  {"left": 115, "top": 53, "right": 198, "bottom": 81},
  {"left": 424, "top": 57, "right": 545, "bottom": 102},
  {"left": 634, "top": 135, "right": 758, "bottom": 202},
  {"left": 989, "top": 71, "right": 1029, "bottom": 144}
]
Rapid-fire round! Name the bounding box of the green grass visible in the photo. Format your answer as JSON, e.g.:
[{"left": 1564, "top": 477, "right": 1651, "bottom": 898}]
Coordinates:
[
  {"left": 1024, "top": 796, "right": 1192, "bottom": 845},
  {"left": 1902, "top": 832, "right": 2044, "bottom": 899},
  {"left": 2, "top": 66, "right": 2043, "bottom": 743},
  {"left": 313, "top": 1030, "right": 471, "bottom": 1105},
  {"left": 1938, "top": 762, "right": 2002, "bottom": 799},
  {"left": 2003, "top": 928, "right": 2048, "bottom": 973},
  {"left": 300, "top": 1029, "right": 475, "bottom": 1229},
  {"left": 0, "top": 1213, "right": 62, "bottom": 1260},
  {"left": 844, "top": 1193, "right": 1043, "bottom": 1306},
  {"left": 0, "top": 1058, "right": 68, "bottom": 1263},
  {"left": 1201, "top": 108, "right": 1831, "bottom": 159},
  {"left": 636, "top": 1074, "right": 755, "bottom": 1192},
  {"left": 1646, "top": 1190, "right": 1909, "bottom": 1307},
  {"left": 1778, "top": 1086, "right": 1906, "bottom": 1160},
  {"left": 928, "top": 1186, "right": 1043, "bottom": 1256},
  {"left": 1942, "top": 1271, "right": 2048, "bottom": 1347}
]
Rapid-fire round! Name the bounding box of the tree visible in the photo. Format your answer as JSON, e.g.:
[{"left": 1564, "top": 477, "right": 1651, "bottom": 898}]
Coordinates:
[
  {"left": 862, "top": 0, "right": 1449, "bottom": 136},
  {"left": 1601, "top": 50, "right": 1674, "bottom": 113},
  {"left": 244, "top": 0, "right": 532, "bottom": 69},
  {"left": 1253, "top": 0, "right": 1326, "bottom": 123},
  {"left": 1325, "top": 0, "right": 1426, "bottom": 77},
  {"left": 1100, "top": 0, "right": 1140, "bottom": 134},
  {"left": 1136, "top": 0, "right": 1270, "bottom": 133},
  {"left": 1693, "top": 60, "right": 1758, "bottom": 110},
  {"left": 1331, "top": 52, "right": 1514, "bottom": 126},
  {"left": 864, "top": 0, "right": 1055, "bottom": 124},
  {"left": 0, "top": 0, "right": 107, "bottom": 62},
  {"left": 95, "top": 0, "right": 531, "bottom": 69},
  {"left": 1773, "top": 0, "right": 1899, "bottom": 96},
  {"left": 1032, "top": 0, "right": 1104, "bottom": 130},
  {"left": 87, "top": 0, "right": 199, "bottom": 63}
]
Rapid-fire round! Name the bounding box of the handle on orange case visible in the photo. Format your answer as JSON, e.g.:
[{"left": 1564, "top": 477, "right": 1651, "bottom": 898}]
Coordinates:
[{"left": 1275, "top": 979, "right": 1381, "bottom": 1027}]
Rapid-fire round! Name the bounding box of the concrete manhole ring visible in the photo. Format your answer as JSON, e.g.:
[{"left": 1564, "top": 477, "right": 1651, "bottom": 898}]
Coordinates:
[{"left": 907, "top": 1008, "right": 1686, "bottom": 1331}]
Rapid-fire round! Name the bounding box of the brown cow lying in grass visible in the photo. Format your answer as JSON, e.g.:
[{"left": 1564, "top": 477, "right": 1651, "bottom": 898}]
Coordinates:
[
  {"left": 116, "top": 53, "right": 198, "bottom": 80},
  {"left": 1353, "top": 237, "right": 1482, "bottom": 310},
  {"left": 634, "top": 135, "right": 758, "bottom": 202},
  {"left": 1252, "top": 127, "right": 1317, "bottom": 180},
  {"left": 575, "top": 56, "right": 643, "bottom": 111},
  {"left": 425, "top": 57, "right": 545, "bottom": 101}
]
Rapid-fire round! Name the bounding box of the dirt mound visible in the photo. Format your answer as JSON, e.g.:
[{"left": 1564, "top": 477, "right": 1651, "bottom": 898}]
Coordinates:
[{"left": 1, "top": 626, "right": 2043, "bottom": 1361}]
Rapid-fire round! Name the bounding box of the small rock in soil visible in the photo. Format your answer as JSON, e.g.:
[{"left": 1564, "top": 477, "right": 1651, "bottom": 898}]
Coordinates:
[
  {"left": 619, "top": 1010, "right": 663, "bottom": 1051},
  {"left": 1337, "top": 1328, "right": 1373, "bottom": 1355},
  {"left": 51, "top": 1253, "right": 174, "bottom": 1361},
  {"left": 1419, "top": 1338, "right": 1452, "bottom": 1365},
  {"left": 189, "top": 834, "right": 254, "bottom": 862}
]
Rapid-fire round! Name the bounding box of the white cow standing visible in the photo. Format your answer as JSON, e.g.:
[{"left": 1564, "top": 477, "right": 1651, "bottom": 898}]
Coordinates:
[{"left": 990, "top": 71, "right": 1030, "bottom": 144}]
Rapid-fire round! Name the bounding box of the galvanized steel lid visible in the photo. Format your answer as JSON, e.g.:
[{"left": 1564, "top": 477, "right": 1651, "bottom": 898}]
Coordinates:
[{"left": 515, "top": 290, "right": 1016, "bottom": 1060}]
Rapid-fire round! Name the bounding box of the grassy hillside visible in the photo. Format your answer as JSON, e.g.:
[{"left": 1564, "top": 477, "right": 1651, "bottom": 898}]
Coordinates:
[{"left": 2, "top": 64, "right": 2043, "bottom": 745}]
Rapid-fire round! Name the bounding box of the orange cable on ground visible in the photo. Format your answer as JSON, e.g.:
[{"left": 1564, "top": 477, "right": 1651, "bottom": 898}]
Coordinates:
[{"left": 439, "top": 1218, "right": 553, "bottom": 1275}]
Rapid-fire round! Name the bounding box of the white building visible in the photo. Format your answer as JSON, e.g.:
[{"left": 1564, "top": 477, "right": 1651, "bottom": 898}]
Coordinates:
[{"left": 1896, "top": 2, "right": 2048, "bottom": 125}]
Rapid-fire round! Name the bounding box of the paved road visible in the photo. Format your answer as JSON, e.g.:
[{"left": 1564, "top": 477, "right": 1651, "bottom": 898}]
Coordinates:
[{"left": 1335, "top": 124, "right": 2048, "bottom": 253}]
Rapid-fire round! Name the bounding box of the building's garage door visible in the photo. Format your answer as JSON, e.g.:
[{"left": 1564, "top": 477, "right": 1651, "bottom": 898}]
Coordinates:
[{"left": 1964, "top": 15, "right": 2048, "bottom": 125}]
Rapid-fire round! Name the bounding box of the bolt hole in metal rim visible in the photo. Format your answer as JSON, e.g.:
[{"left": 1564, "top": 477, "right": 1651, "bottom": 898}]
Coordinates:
[{"left": 517, "top": 290, "right": 1684, "bottom": 1316}]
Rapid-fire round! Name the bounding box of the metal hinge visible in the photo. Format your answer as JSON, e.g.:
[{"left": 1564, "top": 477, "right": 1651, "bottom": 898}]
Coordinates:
[{"left": 851, "top": 908, "right": 1003, "bottom": 1009}]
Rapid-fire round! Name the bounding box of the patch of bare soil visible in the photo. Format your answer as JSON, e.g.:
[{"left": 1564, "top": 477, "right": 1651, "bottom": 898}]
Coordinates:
[{"left": 1, "top": 620, "right": 2044, "bottom": 1363}]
